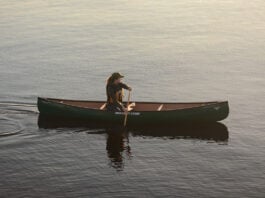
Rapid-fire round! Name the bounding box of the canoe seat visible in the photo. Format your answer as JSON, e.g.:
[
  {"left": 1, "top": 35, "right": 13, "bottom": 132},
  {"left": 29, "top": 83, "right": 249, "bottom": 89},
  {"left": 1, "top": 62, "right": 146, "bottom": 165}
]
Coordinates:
[
  {"left": 157, "top": 104, "right": 163, "bottom": 111},
  {"left": 100, "top": 103, "right": 106, "bottom": 110}
]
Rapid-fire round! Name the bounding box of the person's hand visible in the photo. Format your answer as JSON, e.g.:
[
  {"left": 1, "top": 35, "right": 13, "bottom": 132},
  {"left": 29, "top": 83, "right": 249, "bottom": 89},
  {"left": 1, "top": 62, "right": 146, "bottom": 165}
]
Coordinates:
[{"left": 128, "top": 87, "right": 132, "bottom": 91}]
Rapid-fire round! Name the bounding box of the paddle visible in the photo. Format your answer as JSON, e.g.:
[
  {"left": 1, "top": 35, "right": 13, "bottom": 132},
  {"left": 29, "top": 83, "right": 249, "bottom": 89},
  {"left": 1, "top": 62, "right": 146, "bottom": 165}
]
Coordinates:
[{"left": 123, "top": 90, "right": 131, "bottom": 126}]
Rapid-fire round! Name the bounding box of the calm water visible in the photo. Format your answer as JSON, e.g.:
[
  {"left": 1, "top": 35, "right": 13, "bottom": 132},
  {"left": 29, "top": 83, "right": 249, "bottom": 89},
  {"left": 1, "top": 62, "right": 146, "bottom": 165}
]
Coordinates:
[{"left": 1, "top": 0, "right": 265, "bottom": 197}]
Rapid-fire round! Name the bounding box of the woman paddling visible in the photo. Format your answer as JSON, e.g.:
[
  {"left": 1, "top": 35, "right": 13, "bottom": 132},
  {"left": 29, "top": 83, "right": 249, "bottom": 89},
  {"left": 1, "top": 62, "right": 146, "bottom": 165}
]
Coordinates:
[{"left": 106, "top": 72, "right": 132, "bottom": 112}]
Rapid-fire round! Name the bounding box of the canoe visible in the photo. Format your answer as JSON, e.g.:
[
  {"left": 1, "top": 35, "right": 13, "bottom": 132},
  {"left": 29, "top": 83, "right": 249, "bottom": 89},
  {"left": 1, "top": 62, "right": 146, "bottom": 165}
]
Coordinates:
[{"left": 37, "top": 97, "right": 229, "bottom": 125}]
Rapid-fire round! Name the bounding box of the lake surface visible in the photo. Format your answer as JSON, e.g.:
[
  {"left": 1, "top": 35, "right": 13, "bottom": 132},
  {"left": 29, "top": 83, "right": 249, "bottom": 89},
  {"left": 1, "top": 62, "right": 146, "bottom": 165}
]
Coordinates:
[{"left": 0, "top": 0, "right": 265, "bottom": 197}]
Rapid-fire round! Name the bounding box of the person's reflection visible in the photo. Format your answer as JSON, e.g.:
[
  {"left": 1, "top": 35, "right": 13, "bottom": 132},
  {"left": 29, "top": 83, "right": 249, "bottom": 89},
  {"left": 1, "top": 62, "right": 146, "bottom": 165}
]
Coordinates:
[{"left": 106, "top": 127, "right": 132, "bottom": 171}]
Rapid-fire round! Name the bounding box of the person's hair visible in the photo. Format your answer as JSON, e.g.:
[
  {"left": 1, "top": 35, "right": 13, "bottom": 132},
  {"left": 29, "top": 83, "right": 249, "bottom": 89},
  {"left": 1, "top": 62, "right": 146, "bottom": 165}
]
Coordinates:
[{"left": 106, "top": 75, "right": 116, "bottom": 85}]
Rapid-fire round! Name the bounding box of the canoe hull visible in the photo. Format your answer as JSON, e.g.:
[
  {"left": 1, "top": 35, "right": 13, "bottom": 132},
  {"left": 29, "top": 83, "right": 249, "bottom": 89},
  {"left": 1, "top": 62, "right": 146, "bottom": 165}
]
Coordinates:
[{"left": 37, "top": 97, "right": 229, "bottom": 126}]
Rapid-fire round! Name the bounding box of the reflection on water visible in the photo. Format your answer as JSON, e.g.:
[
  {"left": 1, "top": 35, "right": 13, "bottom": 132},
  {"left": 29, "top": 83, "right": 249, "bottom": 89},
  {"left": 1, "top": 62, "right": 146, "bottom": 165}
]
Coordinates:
[
  {"left": 130, "top": 123, "right": 228, "bottom": 142},
  {"left": 38, "top": 114, "right": 229, "bottom": 142},
  {"left": 38, "top": 115, "right": 229, "bottom": 171},
  {"left": 105, "top": 127, "right": 132, "bottom": 171}
]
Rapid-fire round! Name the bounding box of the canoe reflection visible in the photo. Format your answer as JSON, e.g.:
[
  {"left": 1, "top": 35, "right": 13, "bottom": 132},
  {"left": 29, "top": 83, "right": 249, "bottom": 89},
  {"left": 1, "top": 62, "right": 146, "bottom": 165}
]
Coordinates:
[
  {"left": 38, "top": 114, "right": 229, "bottom": 142},
  {"left": 38, "top": 115, "right": 228, "bottom": 171},
  {"left": 130, "top": 123, "right": 228, "bottom": 142}
]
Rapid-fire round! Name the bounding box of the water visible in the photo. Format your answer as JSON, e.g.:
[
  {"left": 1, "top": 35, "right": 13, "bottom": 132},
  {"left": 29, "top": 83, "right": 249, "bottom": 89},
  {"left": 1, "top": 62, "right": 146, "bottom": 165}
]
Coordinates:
[{"left": 0, "top": 0, "right": 265, "bottom": 197}]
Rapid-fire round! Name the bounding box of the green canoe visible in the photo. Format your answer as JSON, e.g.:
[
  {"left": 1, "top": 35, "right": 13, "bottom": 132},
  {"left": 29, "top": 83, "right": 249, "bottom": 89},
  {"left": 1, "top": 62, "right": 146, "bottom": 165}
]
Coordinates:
[{"left": 37, "top": 97, "right": 229, "bottom": 126}]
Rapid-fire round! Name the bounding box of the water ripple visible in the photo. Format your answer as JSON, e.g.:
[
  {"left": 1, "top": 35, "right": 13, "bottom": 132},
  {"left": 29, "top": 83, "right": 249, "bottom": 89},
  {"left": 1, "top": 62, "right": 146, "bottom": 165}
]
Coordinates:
[{"left": 0, "top": 116, "right": 23, "bottom": 137}]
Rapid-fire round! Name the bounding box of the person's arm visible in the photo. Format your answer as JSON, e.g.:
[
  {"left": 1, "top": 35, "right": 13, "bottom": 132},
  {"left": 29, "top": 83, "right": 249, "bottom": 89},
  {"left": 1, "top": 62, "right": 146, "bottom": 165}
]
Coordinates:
[{"left": 120, "top": 83, "right": 132, "bottom": 91}]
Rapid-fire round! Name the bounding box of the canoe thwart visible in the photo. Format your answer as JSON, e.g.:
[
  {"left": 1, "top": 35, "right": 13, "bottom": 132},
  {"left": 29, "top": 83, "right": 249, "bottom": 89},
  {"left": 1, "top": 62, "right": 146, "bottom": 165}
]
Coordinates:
[
  {"left": 100, "top": 103, "right": 106, "bottom": 110},
  {"left": 157, "top": 104, "right": 163, "bottom": 111}
]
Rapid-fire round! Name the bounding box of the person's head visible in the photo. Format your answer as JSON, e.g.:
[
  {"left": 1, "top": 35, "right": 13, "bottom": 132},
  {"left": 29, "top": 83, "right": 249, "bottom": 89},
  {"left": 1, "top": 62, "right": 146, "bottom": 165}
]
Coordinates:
[{"left": 107, "top": 72, "right": 124, "bottom": 85}]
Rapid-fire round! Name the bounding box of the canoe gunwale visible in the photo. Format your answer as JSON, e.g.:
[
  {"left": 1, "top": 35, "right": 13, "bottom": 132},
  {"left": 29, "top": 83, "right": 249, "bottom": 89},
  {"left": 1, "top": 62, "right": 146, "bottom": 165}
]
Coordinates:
[{"left": 38, "top": 97, "right": 228, "bottom": 113}]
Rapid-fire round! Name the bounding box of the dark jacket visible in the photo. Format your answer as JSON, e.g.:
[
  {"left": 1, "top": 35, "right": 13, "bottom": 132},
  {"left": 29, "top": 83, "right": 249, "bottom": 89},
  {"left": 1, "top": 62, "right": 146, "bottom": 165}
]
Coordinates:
[{"left": 106, "top": 82, "right": 129, "bottom": 111}]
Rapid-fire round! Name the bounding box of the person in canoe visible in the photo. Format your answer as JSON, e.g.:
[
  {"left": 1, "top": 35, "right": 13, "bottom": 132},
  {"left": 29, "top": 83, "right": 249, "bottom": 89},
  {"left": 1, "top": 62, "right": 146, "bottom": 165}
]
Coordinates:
[{"left": 106, "top": 72, "right": 132, "bottom": 112}]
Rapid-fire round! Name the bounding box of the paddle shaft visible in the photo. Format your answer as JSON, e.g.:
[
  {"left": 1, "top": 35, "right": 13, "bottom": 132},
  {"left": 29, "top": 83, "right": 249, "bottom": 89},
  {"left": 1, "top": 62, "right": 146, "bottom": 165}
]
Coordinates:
[{"left": 123, "top": 91, "right": 131, "bottom": 126}]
